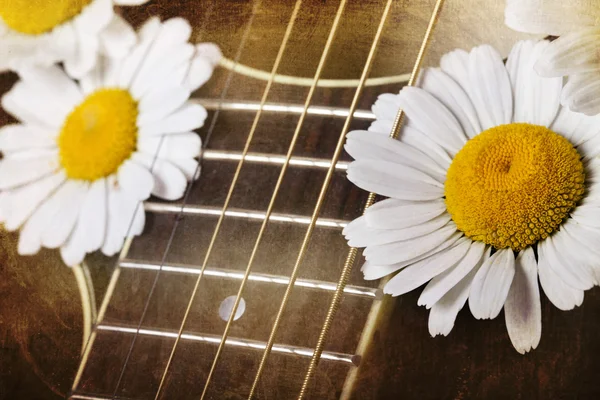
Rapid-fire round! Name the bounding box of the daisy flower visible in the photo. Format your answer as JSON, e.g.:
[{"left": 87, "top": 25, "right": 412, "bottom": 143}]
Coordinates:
[
  {"left": 0, "top": 0, "right": 150, "bottom": 77},
  {"left": 505, "top": 0, "right": 600, "bottom": 116},
  {"left": 344, "top": 39, "right": 600, "bottom": 354},
  {"left": 0, "top": 17, "right": 222, "bottom": 266}
]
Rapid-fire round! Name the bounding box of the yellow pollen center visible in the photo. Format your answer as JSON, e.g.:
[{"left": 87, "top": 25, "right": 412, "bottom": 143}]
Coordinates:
[
  {"left": 445, "top": 123, "right": 585, "bottom": 251},
  {"left": 0, "top": 0, "right": 92, "bottom": 35},
  {"left": 58, "top": 89, "right": 138, "bottom": 181}
]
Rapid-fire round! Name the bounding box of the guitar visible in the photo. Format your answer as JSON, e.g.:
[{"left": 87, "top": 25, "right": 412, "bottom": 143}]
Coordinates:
[{"left": 4, "top": 0, "right": 600, "bottom": 399}]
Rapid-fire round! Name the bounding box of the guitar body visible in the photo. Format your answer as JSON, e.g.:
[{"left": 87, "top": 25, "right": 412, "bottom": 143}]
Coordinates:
[{"left": 3, "top": 1, "right": 600, "bottom": 399}]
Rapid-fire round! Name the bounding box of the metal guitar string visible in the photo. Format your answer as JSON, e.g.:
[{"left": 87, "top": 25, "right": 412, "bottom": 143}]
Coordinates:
[
  {"left": 68, "top": 0, "right": 256, "bottom": 396},
  {"left": 147, "top": 2, "right": 304, "bottom": 399},
  {"left": 234, "top": 1, "right": 394, "bottom": 398},
  {"left": 298, "top": 1, "right": 446, "bottom": 398},
  {"left": 191, "top": 1, "right": 350, "bottom": 398}
]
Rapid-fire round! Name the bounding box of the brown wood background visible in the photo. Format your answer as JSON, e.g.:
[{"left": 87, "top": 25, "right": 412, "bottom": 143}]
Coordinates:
[{"left": 2, "top": 1, "right": 600, "bottom": 399}]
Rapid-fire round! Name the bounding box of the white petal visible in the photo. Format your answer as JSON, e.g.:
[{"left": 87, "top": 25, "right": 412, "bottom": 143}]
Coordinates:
[
  {"left": 64, "top": 28, "right": 99, "bottom": 79},
  {"left": 117, "top": 159, "right": 154, "bottom": 201},
  {"left": 60, "top": 182, "right": 109, "bottom": 266},
  {"left": 551, "top": 105, "right": 600, "bottom": 145},
  {"left": 130, "top": 43, "right": 195, "bottom": 100},
  {"left": 2, "top": 172, "right": 65, "bottom": 231},
  {"left": 364, "top": 199, "right": 446, "bottom": 230},
  {"left": 561, "top": 73, "right": 600, "bottom": 116},
  {"left": 399, "top": 125, "right": 451, "bottom": 170},
  {"left": 347, "top": 213, "right": 451, "bottom": 248},
  {"left": 185, "top": 43, "right": 222, "bottom": 92},
  {"left": 420, "top": 67, "right": 481, "bottom": 138},
  {"left": 74, "top": 0, "right": 113, "bottom": 35},
  {"left": 102, "top": 176, "right": 145, "bottom": 256},
  {"left": 78, "top": 178, "right": 108, "bottom": 252},
  {"left": 40, "top": 181, "right": 88, "bottom": 249},
  {"left": 169, "top": 158, "right": 200, "bottom": 181},
  {"left": 364, "top": 223, "right": 458, "bottom": 265},
  {"left": 0, "top": 124, "right": 56, "bottom": 154},
  {"left": 542, "top": 234, "right": 595, "bottom": 290},
  {"left": 118, "top": 18, "right": 162, "bottom": 88},
  {"left": 0, "top": 153, "right": 60, "bottom": 190},
  {"left": 371, "top": 93, "right": 400, "bottom": 121},
  {"left": 468, "top": 248, "right": 515, "bottom": 320},
  {"left": 535, "top": 29, "right": 600, "bottom": 77},
  {"left": 419, "top": 242, "right": 488, "bottom": 308},
  {"left": 440, "top": 49, "right": 471, "bottom": 97},
  {"left": 345, "top": 130, "right": 446, "bottom": 182},
  {"left": 397, "top": 87, "right": 467, "bottom": 155},
  {"left": 129, "top": 18, "right": 193, "bottom": 98},
  {"left": 18, "top": 65, "right": 83, "bottom": 111},
  {"left": 383, "top": 238, "right": 471, "bottom": 296},
  {"left": 361, "top": 232, "right": 463, "bottom": 281},
  {"left": 505, "top": 0, "right": 600, "bottom": 35},
  {"left": 428, "top": 265, "right": 479, "bottom": 337},
  {"left": 99, "top": 15, "right": 136, "bottom": 58},
  {"left": 347, "top": 160, "right": 444, "bottom": 201},
  {"left": 468, "top": 45, "right": 513, "bottom": 130},
  {"left": 537, "top": 237, "right": 584, "bottom": 310},
  {"left": 504, "top": 247, "right": 542, "bottom": 354},
  {"left": 507, "top": 40, "right": 562, "bottom": 126},
  {"left": 138, "top": 103, "right": 207, "bottom": 136},
  {"left": 2, "top": 82, "right": 68, "bottom": 128},
  {"left": 138, "top": 86, "right": 191, "bottom": 126},
  {"left": 19, "top": 180, "right": 86, "bottom": 253},
  {"left": 138, "top": 133, "right": 201, "bottom": 161},
  {"left": 132, "top": 153, "right": 187, "bottom": 200}
]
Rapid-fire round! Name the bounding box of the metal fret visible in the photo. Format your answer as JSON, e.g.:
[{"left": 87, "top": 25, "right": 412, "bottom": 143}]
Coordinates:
[
  {"left": 201, "top": 149, "right": 350, "bottom": 170},
  {"left": 95, "top": 325, "right": 358, "bottom": 364},
  {"left": 119, "top": 260, "right": 380, "bottom": 298},
  {"left": 194, "top": 98, "right": 375, "bottom": 120},
  {"left": 144, "top": 203, "right": 348, "bottom": 229}
]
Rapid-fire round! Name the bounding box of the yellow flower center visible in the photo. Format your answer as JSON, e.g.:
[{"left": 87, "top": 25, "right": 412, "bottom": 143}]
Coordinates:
[
  {"left": 445, "top": 123, "right": 585, "bottom": 251},
  {"left": 0, "top": 0, "right": 92, "bottom": 35},
  {"left": 58, "top": 89, "right": 138, "bottom": 181}
]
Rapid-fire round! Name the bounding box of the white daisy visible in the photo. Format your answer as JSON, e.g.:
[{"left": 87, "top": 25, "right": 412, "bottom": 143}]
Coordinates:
[
  {"left": 344, "top": 39, "right": 600, "bottom": 354},
  {"left": 0, "top": 0, "right": 150, "bottom": 77},
  {"left": 0, "top": 17, "right": 222, "bottom": 266},
  {"left": 505, "top": 0, "right": 600, "bottom": 116}
]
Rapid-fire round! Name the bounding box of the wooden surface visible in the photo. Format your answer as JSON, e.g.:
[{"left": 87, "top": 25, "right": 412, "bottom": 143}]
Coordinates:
[{"left": 3, "top": 0, "right": 600, "bottom": 399}]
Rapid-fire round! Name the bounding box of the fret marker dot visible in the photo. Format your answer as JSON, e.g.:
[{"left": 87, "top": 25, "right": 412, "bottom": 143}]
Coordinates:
[{"left": 219, "top": 296, "right": 246, "bottom": 322}]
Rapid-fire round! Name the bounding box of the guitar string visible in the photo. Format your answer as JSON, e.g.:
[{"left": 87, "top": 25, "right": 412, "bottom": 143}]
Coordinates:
[
  {"left": 148, "top": 2, "right": 304, "bottom": 399},
  {"left": 102, "top": 1, "right": 260, "bottom": 398},
  {"left": 297, "top": 0, "right": 446, "bottom": 398},
  {"left": 190, "top": 0, "right": 350, "bottom": 398},
  {"left": 246, "top": 0, "right": 394, "bottom": 397}
]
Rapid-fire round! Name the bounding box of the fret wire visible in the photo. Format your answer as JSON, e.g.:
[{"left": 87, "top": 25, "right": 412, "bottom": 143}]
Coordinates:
[
  {"left": 298, "top": 1, "right": 446, "bottom": 399},
  {"left": 95, "top": 325, "right": 358, "bottom": 364},
  {"left": 193, "top": 98, "right": 375, "bottom": 120},
  {"left": 201, "top": 149, "right": 350, "bottom": 170},
  {"left": 247, "top": 1, "right": 393, "bottom": 397},
  {"left": 196, "top": 1, "right": 351, "bottom": 398},
  {"left": 119, "top": 260, "right": 380, "bottom": 298},
  {"left": 69, "top": 2, "right": 259, "bottom": 398},
  {"left": 144, "top": 203, "right": 349, "bottom": 228},
  {"left": 151, "top": 2, "right": 304, "bottom": 399}
]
